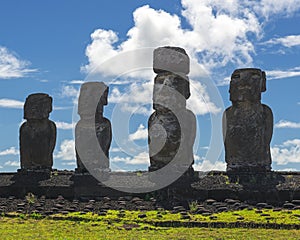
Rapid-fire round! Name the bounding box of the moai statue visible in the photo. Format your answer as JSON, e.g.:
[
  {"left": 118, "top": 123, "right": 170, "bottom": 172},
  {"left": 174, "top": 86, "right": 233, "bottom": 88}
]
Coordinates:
[
  {"left": 148, "top": 46, "right": 196, "bottom": 176},
  {"left": 20, "top": 93, "right": 56, "bottom": 171},
  {"left": 223, "top": 68, "right": 273, "bottom": 172},
  {"left": 75, "top": 82, "right": 111, "bottom": 174}
]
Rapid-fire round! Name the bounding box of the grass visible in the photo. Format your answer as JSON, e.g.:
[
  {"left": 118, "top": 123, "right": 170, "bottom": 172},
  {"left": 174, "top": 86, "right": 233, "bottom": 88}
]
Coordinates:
[{"left": 1, "top": 209, "right": 300, "bottom": 239}]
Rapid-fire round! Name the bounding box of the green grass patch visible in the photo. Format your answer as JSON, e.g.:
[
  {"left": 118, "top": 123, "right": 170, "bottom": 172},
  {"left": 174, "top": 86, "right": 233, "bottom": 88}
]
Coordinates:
[{"left": 1, "top": 209, "right": 300, "bottom": 239}]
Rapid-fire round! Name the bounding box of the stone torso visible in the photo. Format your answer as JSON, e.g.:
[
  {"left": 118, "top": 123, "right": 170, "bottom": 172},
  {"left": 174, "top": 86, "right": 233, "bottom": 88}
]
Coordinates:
[
  {"left": 75, "top": 118, "right": 112, "bottom": 172},
  {"left": 225, "top": 103, "right": 265, "bottom": 169},
  {"left": 148, "top": 110, "right": 181, "bottom": 167},
  {"left": 20, "top": 119, "right": 56, "bottom": 169}
]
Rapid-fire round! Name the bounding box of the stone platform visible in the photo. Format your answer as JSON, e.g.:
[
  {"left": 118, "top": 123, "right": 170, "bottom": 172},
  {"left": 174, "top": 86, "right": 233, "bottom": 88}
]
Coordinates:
[{"left": 0, "top": 171, "right": 300, "bottom": 205}]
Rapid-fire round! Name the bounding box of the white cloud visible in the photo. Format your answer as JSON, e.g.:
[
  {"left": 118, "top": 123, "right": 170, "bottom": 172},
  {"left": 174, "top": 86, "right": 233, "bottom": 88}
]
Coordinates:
[
  {"left": 111, "top": 147, "right": 123, "bottom": 153},
  {"left": 82, "top": 0, "right": 300, "bottom": 85},
  {"left": 265, "top": 35, "right": 300, "bottom": 48},
  {"left": 0, "top": 98, "right": 75, "bottom": 112},
  {"left": 187, "top": 80, "right": 221, "bottom": 115},
  {"left": 82, "top": 1, "right": 276, "bottom": 117},
  {"left": 266, "top": 68, "right": 300, "bottom": 80},
  {"left": 53, "top": 106, "right": 73, "bottom": 111},
  {"left": 80, "top": 0, "right": 300, "bottom": 120},
  {"left": 194, "top": 159, "right": 226, "bottom": 171},
  {"left": 69, "top": 80, "right": 84, "bottom": 84},
  {"left": 0, "top": 147, "right": 19, "bottom": 156},
  {"left": 83, "top": 3, "right": 262, "bottom": 79},
  {"left": 0, "top": 46, "right": 36, "bottom": 79},
  {"left": 61, "top": 85, "right": 79, "bottom": 98},
  {"left": 129, "top": 124, "right": 148, "bottom": 141},
  {"left": 4, "top": 160, "right": 20, "bottom": 167},
  {"left": 109, "top": 82, "right": 153, "bottom": 104},
  {"left": 0, "top": 98, "right": 23, "bottom": 109},
  {"left": 55, "top": 121, "right": 74, "bottom": 130},
  {"left": 256, "top": 0, "right": 300, "bottom": 17},
  {"left": 55, "top": 139, "right": 76, "bottom": 161},
  {"left": 271, "top": 139, "right": 300, "bottom": 165},
  {"left": 109, "top": 81, "right": 153, "bottom": 115},
  {"left": 220, "top": 67, "right": 300, "bottom": 85},
  {"left": 111, "top": 151, "right": 149, "bottom": 165},
  {"left": 109, "top": 77, "right": 220, "bottom": 116},
  {"left": 275, "top": 120, "right": 300, "bottom": 129},
  {"left": 62, "top": 162, "right": 76, "bottom": 166},
  {"left": 279, "top": 168, "right": 297, "bottom": 172}
]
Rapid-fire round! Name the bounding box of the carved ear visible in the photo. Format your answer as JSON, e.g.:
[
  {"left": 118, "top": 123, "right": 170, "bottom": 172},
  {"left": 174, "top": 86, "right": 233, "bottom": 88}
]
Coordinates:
[
  {"left": 48, "top": 96, "right": 53, "bottom": 113},
  {"left": 261, "top": 71, "right": 266, "bottom": 92},
  {"left": 184, "top": 79, "right": 191, "bottom": 99}
]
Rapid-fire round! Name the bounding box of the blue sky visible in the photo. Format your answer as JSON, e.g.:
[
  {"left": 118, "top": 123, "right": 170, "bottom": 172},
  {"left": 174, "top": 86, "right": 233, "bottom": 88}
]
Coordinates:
[{"left": 0, "top": 0, "right": 300, "bottom": 172}]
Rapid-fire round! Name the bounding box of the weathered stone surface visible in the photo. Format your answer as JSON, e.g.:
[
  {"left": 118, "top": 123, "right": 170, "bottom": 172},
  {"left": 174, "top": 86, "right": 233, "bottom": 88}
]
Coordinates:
[
  {"left": 153, "top": 46, "right": 190, "bottom": 74},
  {"left": 223, "top": 68, "right": 273, "bottom": 172},
  {"left": 148, "top": 46, "right": 196, "bottom": 176},
  {"left": 75, "top": 82, "right": 111, "bottom": 174},
  {"left": 20, "top": 93, "right": 56, "bottom": 170}
]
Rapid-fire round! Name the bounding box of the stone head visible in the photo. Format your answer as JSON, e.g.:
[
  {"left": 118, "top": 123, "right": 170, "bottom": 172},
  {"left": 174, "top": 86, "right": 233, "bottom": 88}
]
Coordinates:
[
  {"left": 229, "top": 68, "right": 266, "bottom": 102},
  {"left": 153, "top": 73, "right": 190, "bottom": 111},
  {"left": 24, "top": 93, "right": 53, "bottom": 120},
  {"left": 78, "top": 82, "right": 108, "bottom": 117}
]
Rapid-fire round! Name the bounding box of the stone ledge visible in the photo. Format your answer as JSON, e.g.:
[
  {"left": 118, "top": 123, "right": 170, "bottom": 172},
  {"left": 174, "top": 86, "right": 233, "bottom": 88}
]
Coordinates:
[{"left": 0, "top": 171, "right": 299, "bottom": 204}]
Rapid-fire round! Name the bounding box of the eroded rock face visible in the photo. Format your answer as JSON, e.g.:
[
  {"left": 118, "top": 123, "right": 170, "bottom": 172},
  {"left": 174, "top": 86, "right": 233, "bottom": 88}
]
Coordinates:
[
  {"left": 223, "top": 68, "right": 273, "bottom": 172},
  {"left": 75, "top": 82, "right": 111, "bottom": 173},
  {"left": 148, "top": 46, "right": 196, "bottom": 176},
  {"left": 20, "top": 93, "right": 56, "bottom": 170}
]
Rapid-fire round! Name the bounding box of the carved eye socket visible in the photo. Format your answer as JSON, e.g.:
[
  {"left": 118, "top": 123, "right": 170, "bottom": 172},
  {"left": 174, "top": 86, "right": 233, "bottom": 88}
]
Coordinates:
[
  {"left": 232, "top": 74, "right": 240, "bottom": 79},
  {"left": 155, "top": 77, "right": 164, "bottom": 84}
]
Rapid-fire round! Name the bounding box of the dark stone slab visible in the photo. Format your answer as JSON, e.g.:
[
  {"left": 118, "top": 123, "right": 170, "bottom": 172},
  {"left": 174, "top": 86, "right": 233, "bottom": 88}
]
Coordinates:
[{"left": 0, "top": 171, "right": 300, "bottom": 205}]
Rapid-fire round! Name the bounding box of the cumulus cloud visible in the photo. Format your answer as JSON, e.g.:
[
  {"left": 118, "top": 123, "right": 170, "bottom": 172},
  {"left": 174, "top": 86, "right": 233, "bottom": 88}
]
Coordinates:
[
  {"left": 55, "top": 140, "right": 76, "bottom": 161},
  {"left": 83, "top": 2, "right": 262, "bottom": 78},
  {"left": 111, "top": 151, "right": 149, "bottom": 165},
  {"left": 187, "top": 80, "right": 221, "bottom": 115},
  {"left": 55, "top": 121, "right": 74, "bottom": 130},
  {"left": 266, "top": 68, "right": 300, "bottom": 80},
  {"left": 256, "top": 0, "right": 300, "bottom": 17},
  {"left": 0, "top": 98, "right": 75, "bottom": 111},
  {"left": 0, "top": 46, "right": 36, "bottom": 79},
  {"left": 109, "top": 81, "right": 153, "bottom": 115},
  {"left": 129, "top": 124, "right": 148, "bottom": 141},
  {"left": 4, "top": 160, "right": 20, "bottom": 167},
  {"left": 194, "top": 158, "right": 226, "bottom": 171},
  {"left": 62, "top": 162, "right": 76, "bottom": 166},
  {"left": 0, "top": 98, "right": 24, "bottom": 109},
  {"left": 279, "top": 168, "right": 298, "bottom": 172},
  {"left": 219, "top": 66, "right": 300, "bottom": 85},
  {"left": 109, "top": 82, "right": 153, "bottom": 104},
  {"left": 61, "top": 85, "right": 79, "bottom": 98},
  {"left": 111, "top": 147, "right": 123, "bottom": 153},
  {"left": 83, "top": 1, "right": 292, "bottom": 116},
  {"left": 275, "top": 120, "right": 300, "bottom": 129},
  {"left": 69, "top": 80, "right": 85, "bottom": 84},
  {"left": 0, "top": 147, "right": 19, "bottom": 156},
  {"left": 265, "top": 35, "right": 300, "bottom": 48},
  {"left": 271, "top": 139, "right": 300, "bottom": 165}
]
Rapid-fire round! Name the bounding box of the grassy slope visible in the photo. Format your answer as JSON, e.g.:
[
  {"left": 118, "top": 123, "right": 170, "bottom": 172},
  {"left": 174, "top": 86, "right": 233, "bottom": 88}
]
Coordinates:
[{"left": 1, "top": 209, "right": 300, "bottom": 239}]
